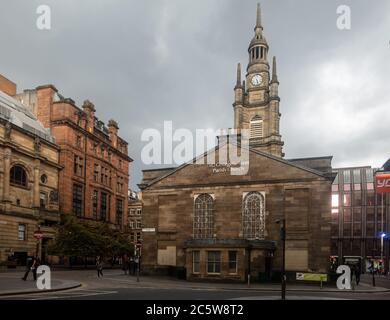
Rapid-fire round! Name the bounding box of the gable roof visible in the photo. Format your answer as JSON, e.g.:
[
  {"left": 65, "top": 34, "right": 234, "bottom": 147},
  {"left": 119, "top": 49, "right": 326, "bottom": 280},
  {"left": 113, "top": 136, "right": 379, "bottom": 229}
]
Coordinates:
[{"left": 140, "top": 138, "right": 335, "bottom": 190}]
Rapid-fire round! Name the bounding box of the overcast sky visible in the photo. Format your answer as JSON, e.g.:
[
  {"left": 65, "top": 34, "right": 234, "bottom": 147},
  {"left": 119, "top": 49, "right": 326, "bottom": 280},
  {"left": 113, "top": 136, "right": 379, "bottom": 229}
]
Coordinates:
[{"left": 1, "top": 0, "right": 389, "bottom": 189}]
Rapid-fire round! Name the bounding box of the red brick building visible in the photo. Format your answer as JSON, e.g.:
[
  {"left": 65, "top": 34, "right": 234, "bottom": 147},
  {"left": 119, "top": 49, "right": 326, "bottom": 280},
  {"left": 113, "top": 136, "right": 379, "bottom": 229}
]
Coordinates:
[{"left": 16, "top": 85, "right": 132, "bottom": 228}]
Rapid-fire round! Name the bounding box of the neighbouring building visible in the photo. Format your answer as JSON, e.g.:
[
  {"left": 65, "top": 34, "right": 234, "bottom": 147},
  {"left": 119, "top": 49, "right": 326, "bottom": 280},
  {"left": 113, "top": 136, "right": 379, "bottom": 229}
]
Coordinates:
[
  {"left": 331, "top": 165, "right": 389, "bottom": 274},
  {"left": 128, "top": 189, "right": 143, "bottom": 245},
  {"left": 15, "top": 85, "right": 133, "bottom": 228},
  {"left": 0, "top": 78, "right": 61, "bottom": 266},
  {"left": 139, "top": 5, "right": 335, "bottom": 282}
]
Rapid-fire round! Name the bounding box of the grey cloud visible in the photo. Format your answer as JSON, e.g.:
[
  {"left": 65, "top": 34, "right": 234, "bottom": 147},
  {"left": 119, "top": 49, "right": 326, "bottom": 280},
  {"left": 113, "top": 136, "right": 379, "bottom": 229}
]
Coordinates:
[{"left": 1, "top": 0, "right": 389, "bottom": 188}]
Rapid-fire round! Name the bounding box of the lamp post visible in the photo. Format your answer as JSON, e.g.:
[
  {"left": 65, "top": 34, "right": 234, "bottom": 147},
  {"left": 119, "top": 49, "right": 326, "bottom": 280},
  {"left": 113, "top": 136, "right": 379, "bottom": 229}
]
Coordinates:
[
  {"left": 276, "top": 219, "right": 286, "bottom": 300},
  {"left": 372, "top": 247, "right": 376, "bottom": 287}
]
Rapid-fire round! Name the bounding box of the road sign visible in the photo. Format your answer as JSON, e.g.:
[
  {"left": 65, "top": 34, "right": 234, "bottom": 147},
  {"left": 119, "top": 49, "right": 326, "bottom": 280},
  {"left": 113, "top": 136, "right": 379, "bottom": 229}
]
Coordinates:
[{"left": 34, "top": 230, "right": 43, "bottom": 240}]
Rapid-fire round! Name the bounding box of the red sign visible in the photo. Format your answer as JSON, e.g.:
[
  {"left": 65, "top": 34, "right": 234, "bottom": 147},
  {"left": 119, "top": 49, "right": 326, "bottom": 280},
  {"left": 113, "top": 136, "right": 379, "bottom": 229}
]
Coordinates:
[
  {"left": 34, "top": 231, "right": 43, "bottom": 240},
  {"left": 375, "top": 173, "right": 390, "bottom": 193}
]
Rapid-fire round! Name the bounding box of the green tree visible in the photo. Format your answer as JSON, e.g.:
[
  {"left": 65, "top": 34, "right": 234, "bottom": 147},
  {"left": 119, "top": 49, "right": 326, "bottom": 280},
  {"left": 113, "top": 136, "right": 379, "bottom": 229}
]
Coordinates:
[{"left": 47, "top": 215, "right": 133, "bottom": 263}]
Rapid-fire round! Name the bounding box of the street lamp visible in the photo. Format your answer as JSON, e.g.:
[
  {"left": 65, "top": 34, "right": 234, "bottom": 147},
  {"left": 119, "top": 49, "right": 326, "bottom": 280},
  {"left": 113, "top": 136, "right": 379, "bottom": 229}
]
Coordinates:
[
  {"left": 276, "top": 219, "right": 286, "bottom": 300},
  {"left": 381, "top": 233, "right": 386, "bottom": 275}
]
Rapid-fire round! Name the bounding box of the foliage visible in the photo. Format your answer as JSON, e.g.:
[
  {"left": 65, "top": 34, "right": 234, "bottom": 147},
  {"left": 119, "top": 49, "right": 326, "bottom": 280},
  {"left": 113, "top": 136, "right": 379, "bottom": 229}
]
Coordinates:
[{"left": 47, "top": 215, "right": 133, "bottom": 259}]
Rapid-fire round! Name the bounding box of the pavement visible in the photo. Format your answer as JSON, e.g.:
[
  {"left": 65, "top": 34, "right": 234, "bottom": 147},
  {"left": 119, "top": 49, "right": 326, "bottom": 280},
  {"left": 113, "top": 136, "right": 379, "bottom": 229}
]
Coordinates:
[
  {"left": 0, "top": 269, "right": 389, "bottom": 299},
  {"left": 0, "top": 270, "right": 81, "bottom": 296}
]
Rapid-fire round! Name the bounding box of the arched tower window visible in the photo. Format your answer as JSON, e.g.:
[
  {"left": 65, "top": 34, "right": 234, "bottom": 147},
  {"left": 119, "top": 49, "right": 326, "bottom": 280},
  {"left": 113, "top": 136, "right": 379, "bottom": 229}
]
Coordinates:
[
  {"left": 243, "top": 192, "right": 265, "bottom": 240},
  {"left": 10, "top": 165, "right": 27, "bottom": 187},
  {"left": 250, "top": 116, "right": 263, "bottom": 139},
  {"left": 193, "top": 194, "right": 214, "bottom": 239}
]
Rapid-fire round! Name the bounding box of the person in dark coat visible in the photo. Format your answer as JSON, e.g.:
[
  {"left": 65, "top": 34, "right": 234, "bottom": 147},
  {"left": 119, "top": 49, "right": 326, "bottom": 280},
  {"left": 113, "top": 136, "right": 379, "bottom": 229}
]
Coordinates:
[
  {"left": 355, "top": 264, "right": 361, "bottom": 285},
  {"left": 96, "top": 256, "right": 104, "bottom": 278},
  {"left": 22, "top": 256, "right": 37, "bottom": 281}
]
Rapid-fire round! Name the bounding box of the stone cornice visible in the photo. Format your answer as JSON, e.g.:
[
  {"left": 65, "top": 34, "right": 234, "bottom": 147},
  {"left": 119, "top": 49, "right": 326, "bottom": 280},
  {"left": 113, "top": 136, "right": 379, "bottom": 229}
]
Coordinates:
[
  {"left": 0, "top": 139, "right": 63, "bottom": 170},
  {"left": 145, "top": 177, "right": 326, "bottom": 191}
]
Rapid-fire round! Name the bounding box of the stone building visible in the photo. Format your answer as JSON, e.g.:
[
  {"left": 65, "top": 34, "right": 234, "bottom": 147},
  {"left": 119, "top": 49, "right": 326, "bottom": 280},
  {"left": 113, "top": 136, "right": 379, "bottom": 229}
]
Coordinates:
[
  {"left": 15, "top": 85, "right": 132, "bottom": 228},
  {"left": 0, "top": 78, "right": 61, "bottom": 266},
  {"left": 128, "top": 189, "right": 143, "bottom": 245},
  {"left": 139, "top": 4, "right": 335, "bottom": 281}
]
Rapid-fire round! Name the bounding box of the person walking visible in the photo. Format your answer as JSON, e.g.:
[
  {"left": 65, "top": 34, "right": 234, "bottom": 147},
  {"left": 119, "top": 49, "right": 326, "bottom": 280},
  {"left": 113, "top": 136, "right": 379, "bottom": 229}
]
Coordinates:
[
  {"left": 355, "top": 264, "right": 361, "bottom": 286},
  {"left": 96, "top": 256, "right": 104, "bottom": 278},
  {"left": 32, "top": 257, "right": 41, "bottom": 281},
  {"left": 22, "top": 255, "right": 37, "bottom": 281},
  {"left": 122, "top": 254, "right": 129, "bottom": 275}
]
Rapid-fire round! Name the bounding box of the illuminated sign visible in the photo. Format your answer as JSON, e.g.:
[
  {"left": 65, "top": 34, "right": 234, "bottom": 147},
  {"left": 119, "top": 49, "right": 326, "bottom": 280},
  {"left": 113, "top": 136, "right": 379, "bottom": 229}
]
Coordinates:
[{"left": 375, "top": 173, "right": 390, "bottom": 193}]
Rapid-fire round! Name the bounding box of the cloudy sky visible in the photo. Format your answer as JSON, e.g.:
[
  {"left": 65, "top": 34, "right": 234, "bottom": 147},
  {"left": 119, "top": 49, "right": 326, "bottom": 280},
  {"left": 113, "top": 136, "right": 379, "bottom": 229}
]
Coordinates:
[{"left": 1, "top": 0, "right": 389, "bottom": 189}]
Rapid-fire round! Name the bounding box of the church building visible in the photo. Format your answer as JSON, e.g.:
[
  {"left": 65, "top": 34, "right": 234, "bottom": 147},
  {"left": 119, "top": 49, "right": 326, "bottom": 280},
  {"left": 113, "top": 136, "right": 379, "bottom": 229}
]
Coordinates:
[{"left": 140, "top": 4, "right": 335, "bottom": 282}]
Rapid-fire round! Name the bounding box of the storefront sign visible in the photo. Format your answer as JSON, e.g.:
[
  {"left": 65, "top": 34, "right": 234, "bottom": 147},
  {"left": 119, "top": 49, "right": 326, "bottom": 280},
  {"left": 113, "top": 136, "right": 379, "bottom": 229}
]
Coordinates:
[
  {"left": 296, "top": 273, "right": 327, "bottom": 282},
  {"left": 375, "top": 173, "right": 390, "bottom": 193}
]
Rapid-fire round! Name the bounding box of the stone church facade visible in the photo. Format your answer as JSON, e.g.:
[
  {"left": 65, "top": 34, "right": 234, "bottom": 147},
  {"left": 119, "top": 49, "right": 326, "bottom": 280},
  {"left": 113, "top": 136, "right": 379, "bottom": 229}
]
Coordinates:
[{"left": 140, "top": 4, "right": 335, "bottom": 281}]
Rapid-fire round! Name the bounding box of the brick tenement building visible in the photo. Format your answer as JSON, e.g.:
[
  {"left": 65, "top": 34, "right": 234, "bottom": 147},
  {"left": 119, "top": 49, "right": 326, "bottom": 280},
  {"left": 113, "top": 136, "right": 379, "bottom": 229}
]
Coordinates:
[{"left": 16, "top": 85, "right": 132, "bottom": 228}]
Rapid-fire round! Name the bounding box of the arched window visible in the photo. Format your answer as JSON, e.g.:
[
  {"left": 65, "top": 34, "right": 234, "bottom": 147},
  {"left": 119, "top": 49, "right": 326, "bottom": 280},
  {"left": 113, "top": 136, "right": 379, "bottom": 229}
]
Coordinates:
[
  {"left": 10, "top": 165, "right": 27, "bottom": 187},
  {"left": 243, "top": 192, "right": 265, "bottom": 240},
  {"left": 193, "top": 194, "right": 214, "bottom": 239},
  {"left": 250, "top": 115, "right": 263, "bottom": 139}
]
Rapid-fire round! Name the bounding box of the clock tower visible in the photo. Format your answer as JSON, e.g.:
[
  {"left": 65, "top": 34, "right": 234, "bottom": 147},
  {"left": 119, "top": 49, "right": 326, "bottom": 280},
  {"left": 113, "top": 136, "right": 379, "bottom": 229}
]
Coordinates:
[{"left": 233, "top": 3, "right": 284, "bottom": 158}]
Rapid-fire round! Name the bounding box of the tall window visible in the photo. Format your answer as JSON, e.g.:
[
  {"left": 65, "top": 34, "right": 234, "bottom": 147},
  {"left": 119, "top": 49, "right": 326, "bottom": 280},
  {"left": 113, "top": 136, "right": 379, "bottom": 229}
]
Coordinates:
[
  {"left": 228, "top": 251, "right": 238, "bottom": 274},
  {"left": 100, "top": 192, "right": 107, "bottom": 221},
  {"left": 74, "top": 155, "right": 84, "bottom": 176},
  {"left": 250, "top": 116, "right": 263, "bottom": 139},
  {"left": 72, "top": 184, "right": 83, "bottom": 217},
  {"left": 18, "top": 224, "right": 26, "bottom": 241},
  {"left": 116, "top": 198, "right": 123, "bottom": 225},
  {"left": 93, "top": 164, "right": 99, "bottom": 182},
  {"left": 207, "top": 251, "right": 221, "bottom": 274},
  {"left": 76, "top": 135, "right": 82, "bottom": 148},
  {"left": 243, "top": 192, "right": 265, "bottom": 240},
  {"left": 40, "top": 192, "right": 47, "bottom": 209},
  {"left": 92, "top": 190, "right": 98, "bottom": 219},
  {"left": 117, "top": 176, "right": 124, "bottom": 193},
  {"left": 10, "top": 165, "right": 27, "bottom": 187},
  {"left": 193, "top": 251, "right": 200, "bottom": 274},
  {"left": 193, "top": 194, "right": 214, "bottom": 239}
]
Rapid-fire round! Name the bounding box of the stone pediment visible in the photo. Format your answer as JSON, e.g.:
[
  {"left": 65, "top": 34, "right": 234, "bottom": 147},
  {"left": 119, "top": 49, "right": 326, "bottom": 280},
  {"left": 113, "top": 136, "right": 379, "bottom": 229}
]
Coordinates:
[{"left": 142, "top": 141, "right": 333, "bottom": 190}]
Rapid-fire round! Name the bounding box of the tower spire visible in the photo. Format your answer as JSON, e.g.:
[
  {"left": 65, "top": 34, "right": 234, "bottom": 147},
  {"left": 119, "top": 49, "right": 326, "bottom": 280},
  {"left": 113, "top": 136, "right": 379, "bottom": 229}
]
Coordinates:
[
  {"left": 255, "top": 3, "right": 263, "bottom": 30},
  {"left": 236, "top": 63, "right": 242, "bottom": 86},
  {"left": 271, "top": 56, "right": 278, "bottom": 83}
]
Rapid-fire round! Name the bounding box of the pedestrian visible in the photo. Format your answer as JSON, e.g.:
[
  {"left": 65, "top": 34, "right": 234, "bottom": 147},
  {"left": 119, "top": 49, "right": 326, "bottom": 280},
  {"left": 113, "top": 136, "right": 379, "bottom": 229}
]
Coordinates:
[
  {"left": 351, "top": 265, "right": 357, "bottom": 290},
  {"left": 33, "top": 257, "right": 41, "bottom": 281},
  {"left": 129, "top": 257, "right": 134, "bottom": 275},
  {"left": 22, "top": 255, "right": 37, "bottom": 281},
  {"left": 355, "top": 264, "right": 361, "bottom": 286},
  {"left": 96, "top": 256, "right": 104, "bottom": 278},
  {"left": 122, "top": 254, "right": 129, "bottom": 275}
]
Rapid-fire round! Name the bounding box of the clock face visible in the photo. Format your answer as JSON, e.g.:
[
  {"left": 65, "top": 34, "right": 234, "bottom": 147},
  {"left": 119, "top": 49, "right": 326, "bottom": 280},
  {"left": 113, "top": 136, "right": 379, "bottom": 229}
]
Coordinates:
[{"left": 251, "top": 74, "right": 263, "bottom": 86}]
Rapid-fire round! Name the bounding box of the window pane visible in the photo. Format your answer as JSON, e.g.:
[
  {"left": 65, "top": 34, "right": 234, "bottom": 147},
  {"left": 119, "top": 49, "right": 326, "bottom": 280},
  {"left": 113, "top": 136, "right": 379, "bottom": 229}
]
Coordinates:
[
  {"left": 343, "top": 193, "right": 351, "bottom": 206},
  {"left": 228, "top": 251, "right": 237, "bottom": 273},
  {"left": 193, "top": 251, "right": 200, "bottom": 273},
  {"left": 353, "top": 169, "right": 361, "bottom": 183},
  {"left": 353, "top": 191, "right": 362, "bottom": 206},
  {"left": 344, "top": 208, "right": 351, "bottom": 222},
  {"left": 344, "top": 170, "right": 351, "bottom": 183},
  {"left": 366, "top": 168, "right": 374, "bottom": 183},
  {"left": 332, "top": 194, "right": 339, "bottom": 208},
  {"left": 194, "top": 194, "right": 214, "bottom": 239}
]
